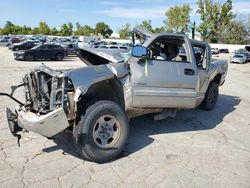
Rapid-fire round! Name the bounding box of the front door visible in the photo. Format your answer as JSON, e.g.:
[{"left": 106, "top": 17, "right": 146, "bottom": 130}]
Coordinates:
[{"left": 129, "top": 36, "right": 198, "bottom": 108}]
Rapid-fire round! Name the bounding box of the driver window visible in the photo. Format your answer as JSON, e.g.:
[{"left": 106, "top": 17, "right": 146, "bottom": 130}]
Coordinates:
[{"left": 148, "top": 37, "right": 188, "bottom": 63}]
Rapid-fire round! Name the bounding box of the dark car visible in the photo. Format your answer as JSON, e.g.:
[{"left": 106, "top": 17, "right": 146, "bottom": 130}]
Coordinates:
[
  {"left": 219, "top": 48, "right": 229, "bottom": 53},
  {"left": 11, "top": 41, "right": 39, "bottom": 51},
  {"left": 14, "top": 44, "right": 65, "bottom": 61}
]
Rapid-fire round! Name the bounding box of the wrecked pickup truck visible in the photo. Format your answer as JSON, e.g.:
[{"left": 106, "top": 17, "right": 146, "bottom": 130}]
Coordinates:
[{"left": 1, "top": 28, "right": 228, "bottom": 163}]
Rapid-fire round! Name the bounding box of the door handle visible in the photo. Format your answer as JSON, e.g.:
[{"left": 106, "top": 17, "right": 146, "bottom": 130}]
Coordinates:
[{"left": 184, "top": 69, "right": 195, "bottom": 75}]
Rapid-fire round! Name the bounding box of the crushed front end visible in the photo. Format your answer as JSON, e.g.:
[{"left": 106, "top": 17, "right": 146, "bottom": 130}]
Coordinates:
[{"left": 3, "top": 64, "right": 75, "bottom": 140}]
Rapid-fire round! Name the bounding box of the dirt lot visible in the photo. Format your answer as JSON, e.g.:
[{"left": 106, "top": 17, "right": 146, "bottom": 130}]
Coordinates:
[{"left": 0, "top": 46, "right": 249, "bottom": 188}]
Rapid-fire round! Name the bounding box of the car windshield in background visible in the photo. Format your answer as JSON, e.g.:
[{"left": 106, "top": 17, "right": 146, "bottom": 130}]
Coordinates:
[
  {"left": 31, "top": 44, "right": 42, "bottom": 49},
  {"left": 233, "top": 55, "right": 243, "bottom": 58}
]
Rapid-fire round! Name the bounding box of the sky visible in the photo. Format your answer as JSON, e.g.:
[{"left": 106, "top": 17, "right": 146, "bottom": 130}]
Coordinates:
[{"left": 0, "top": 0, "right": 249, "bottom": 32}]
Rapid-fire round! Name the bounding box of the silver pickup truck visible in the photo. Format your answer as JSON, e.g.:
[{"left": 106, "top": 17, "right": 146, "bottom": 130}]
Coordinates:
[{"left": 2, "top": 28, "right": 228, "bottom": 163}]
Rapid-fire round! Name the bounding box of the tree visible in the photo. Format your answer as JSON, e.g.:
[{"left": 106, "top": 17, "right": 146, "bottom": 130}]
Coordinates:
[
  {"left": 154, "top": 27, "right": 165, "bottom": 33},
  {"left": 0, "top": 21, "right": 15, "bottom": 34},
  {"left": 221, "top": 20, "right": 248, "bottom": 44},
  {"left": 95, "top": 22, "right": 113, "bottom": 38},
  {"left": 197, "top": 0, "right": 235, "bottom": 43},
  {"left": 164, "top": 5, "right": 192, "bottom": 34},
  {"left": 38, "top": 22, "right": 50, "bottom": 35},
  {"left": 118, "top": 24, "right": 131, "bottom": 39},
  {"left": 140, "top": 20, "right": 154, "bottom": 33},
  {"left": 32, "top": 27, "right": 39, "bottom": 34},
  {"left": 75, "top": 23, "right": 94, "bottom": 36},
  {"left": 60, "top": 22, "right": 73, "bottom": 36},
  {"left": 50, "top": 27, "right": 59, "bottom": 35}
]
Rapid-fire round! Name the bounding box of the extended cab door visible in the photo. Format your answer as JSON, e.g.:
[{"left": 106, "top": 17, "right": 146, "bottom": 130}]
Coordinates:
[
  {"left": 129, "top": 35, "right": 198, "bottom": 108},
  {"left": 191, "top": 42, "right": 210, "bottom": 104}
]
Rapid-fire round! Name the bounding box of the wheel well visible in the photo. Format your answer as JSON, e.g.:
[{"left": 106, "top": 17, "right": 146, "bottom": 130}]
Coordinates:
[
  {"left": 25, "top": 53, "right": 34, "bottom": 58},
  {"left": 81, "top": 79, "right": 125, "bottom": 110},
  {"left": 212, "top": 74, "right": 221, "bottom": 84}
]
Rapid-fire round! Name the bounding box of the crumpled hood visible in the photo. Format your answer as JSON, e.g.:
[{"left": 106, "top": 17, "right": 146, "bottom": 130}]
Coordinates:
[{"left": 75, "top": 47, "right": 130, "bottom": 65}]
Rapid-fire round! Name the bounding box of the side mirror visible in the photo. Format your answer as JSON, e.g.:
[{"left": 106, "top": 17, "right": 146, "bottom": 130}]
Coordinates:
[{"left": 132, "top": 46, "right": 147, "bottom": 58}]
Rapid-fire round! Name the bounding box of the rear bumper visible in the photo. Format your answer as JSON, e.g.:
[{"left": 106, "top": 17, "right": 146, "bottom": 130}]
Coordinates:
[{"left": 15, "top": 107, "right": 70, "bottom": 137}]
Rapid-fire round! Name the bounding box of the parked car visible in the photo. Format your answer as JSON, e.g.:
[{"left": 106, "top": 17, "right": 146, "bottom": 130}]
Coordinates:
[
  {"left": 230, "top": 54, "right": 247, "bottom": 64},
  {"left": 14, "top": 44, "right": 65, "bottom": 61},
  {"left": 63, "top": 43, "right": 78, "bottom": 56},
  {"left": 219, "top": 48, "right": 229, "bottom": 53},
  {"left": 2, "top": 27, "right": 228, "bottom": 163},
  {"left": 235, "top": 49, "right": 250, "bottom": 62},
  {"left": 7, "top": 37, "right": 22, "bottom": 47},
  {"left": 211, "top": 48, "right": 219, "bottom": 54},
  {"left": 10, "top": 41, "right": 40, "bottom": 51}
]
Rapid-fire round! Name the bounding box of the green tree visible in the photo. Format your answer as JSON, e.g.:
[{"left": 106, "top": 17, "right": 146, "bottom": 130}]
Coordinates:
[
  {"left": 164, "top": 5, "right": 192, "bottom": 34},
  {"left": 74, "top": 23, "right": 94, "bottom": 36},
  {"left": 60, "top": 22, "right": 73, "bottom": 36},
  {"left": 38, "top": 22, "right": 50, "bottom": 35},
  {"left": 81, "top": 25, "right": 94, "bottom": 36},
  {"left": 222, "top": 20, "right": 248, "bottom": 44},
  {"left": 140, "top": 20, "right": 154, "bottom": 33},
  {"left": 50, "top": 27, "right": 59, "bottom": 35},
  {"left": 118, "top": 23, "right": 131, "bottom": 39},
  {"left": 154, "top": 27, "right": 165, "bottom": 33},
  {"left": 32, "top": 27, "right": 39, "bottom": 34},
  {"left": 95, "top": 22, "right": 113, "bottom": 38},
  {"left": 21, "top": 25, "right": 31, "bottom": 35},
  {"left": 197, "top": 0, "right": 235, "bottom": 43},
  {"left": 1, "top": 21, "right": 15, "bottom": 34}
]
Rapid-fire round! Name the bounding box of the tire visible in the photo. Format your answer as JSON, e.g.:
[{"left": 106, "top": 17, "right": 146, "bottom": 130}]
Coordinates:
[
  {"left": 200, "top": 82, "right": 219, "bottom": 111},
  {"left": 76, "top": 100, "right": 129, "bottom": 163},
  {"left": 55, "top": 53, "right": 63, "bottom": 61},
  {"left": 25, "top": 53, "right": 34, "bottom": 61}
]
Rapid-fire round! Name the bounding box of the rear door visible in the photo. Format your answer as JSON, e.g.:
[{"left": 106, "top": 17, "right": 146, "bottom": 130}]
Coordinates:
[{"left": 129, "top": 36, "right": 198, "bottom": 108}]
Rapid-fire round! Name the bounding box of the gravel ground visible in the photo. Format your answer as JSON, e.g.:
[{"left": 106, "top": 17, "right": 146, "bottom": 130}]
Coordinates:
[{"left": 0, "top": 46, "right": 249, "bottom": 188}]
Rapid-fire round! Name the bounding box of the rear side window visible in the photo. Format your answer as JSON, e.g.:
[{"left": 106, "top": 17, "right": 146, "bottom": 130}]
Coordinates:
[{"left": 192, "top": 44, "right": 207, "bottom": 70}]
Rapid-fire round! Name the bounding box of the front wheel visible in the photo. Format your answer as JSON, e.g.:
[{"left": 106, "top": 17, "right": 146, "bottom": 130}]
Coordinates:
[
  {"left": 199, "top": 82, "right": 219, "bottom": 111},
  {"left": 76, "top": 100, "right": 129, "bottom": 163},
  {"left": 25, "top": 53, "right": 34, "bottom": 61}
]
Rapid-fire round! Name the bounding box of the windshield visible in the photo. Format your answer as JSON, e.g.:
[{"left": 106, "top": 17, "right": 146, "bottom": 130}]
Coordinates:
[
  {"left": 31, "top": 44, "right": 41, "bottom": 49},
  {"left": 233, "top": 55, "right": 243, "bottom": 58}
]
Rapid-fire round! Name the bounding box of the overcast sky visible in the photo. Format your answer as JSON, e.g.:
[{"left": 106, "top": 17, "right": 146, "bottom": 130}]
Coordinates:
[{"left": 0, "top": 0, "right": 249, "bottom": 32}]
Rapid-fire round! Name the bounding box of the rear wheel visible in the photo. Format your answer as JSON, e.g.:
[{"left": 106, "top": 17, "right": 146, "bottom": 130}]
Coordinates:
[
  {"left": 200, "top": 82, "right": 219, "bottom": 111},
  {"left": 25, "top": 53, "right": 34, "bottom": 61},
  {"left": 76, "top": 100, "right": 129, "bottom": 163}
]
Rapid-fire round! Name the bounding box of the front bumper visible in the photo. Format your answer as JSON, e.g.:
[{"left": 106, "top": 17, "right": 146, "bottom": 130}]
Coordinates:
[
  {"left": 10, "top": 107, "right": 70, "bottom": 137},
  {"left": 14, "top": 53, "right": 25, "bottom": 60}
]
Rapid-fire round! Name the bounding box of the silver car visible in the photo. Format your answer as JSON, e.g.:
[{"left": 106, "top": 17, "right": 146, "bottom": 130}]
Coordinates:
[{"left": 231, "top": 54, "right": 247, "bottom": 64}]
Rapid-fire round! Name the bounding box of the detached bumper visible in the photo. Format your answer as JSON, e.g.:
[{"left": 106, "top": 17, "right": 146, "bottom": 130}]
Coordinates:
[{"left": 16, "top": 107, "right": 70, "bottom": 137}]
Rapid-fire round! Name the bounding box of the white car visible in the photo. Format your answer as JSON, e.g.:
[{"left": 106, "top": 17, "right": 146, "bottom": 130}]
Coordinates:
[{"left": 231, "top": 54, "right": 247, "bottom": 64}]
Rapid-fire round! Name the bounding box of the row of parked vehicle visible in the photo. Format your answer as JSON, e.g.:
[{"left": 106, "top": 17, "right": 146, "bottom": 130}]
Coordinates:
[
  {"left": 0, "top": 35, "right": 81, "bottom": 61},
  {"left": 1, "top": 35, "right": 133, "bottom": 61},
  {"left": 211, "top": 48, "right": 229, "bottom": 54}
]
